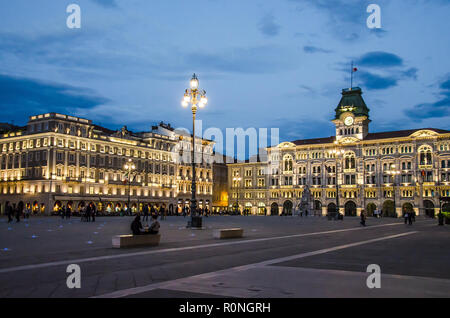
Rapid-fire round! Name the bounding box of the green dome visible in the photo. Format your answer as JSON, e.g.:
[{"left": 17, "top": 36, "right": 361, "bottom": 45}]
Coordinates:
[{"left": 334, "top": 87, "right": 370, "bottom": 119}]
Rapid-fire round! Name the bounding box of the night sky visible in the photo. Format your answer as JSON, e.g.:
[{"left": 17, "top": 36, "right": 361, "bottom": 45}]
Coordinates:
[{"left": 0, "top": 0, "right": 449, "bottom": 157}]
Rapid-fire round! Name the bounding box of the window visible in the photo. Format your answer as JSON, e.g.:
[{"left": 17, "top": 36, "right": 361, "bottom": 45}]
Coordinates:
[
  {"left": 344, "top": 153, "right": 356, "bottom": 170},
  {"left": 419, "top": 145, "right": 433, "bottom": 166},
  {"left": 345, "top": 174, "right": 356, "bottom": 185},
  {"left": 283, "top": 155, "right": 293, "bottom": 172}
]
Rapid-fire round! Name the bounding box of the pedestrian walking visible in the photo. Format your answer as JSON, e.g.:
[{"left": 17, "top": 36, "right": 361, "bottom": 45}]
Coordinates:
[
  {"left": 408, "top": 212, "right": 413, "bottom": 225},
  {"left": 182, "top": 206, "right": 186, "bottom": 218},
  {"left": 404, "top": 212, "right": 409, "bottom": 224},
  {"left": 66, "top": 206, "right": 71, "bottom": 219},
  {"left": 14, "top": 203, "right": 20, "bottom": 223},
  {"left": 360, "top": 210, "right": 366, "bottom": 227},
  {"left": 6, "top": 202, "right": 13, "bottom": 223}
]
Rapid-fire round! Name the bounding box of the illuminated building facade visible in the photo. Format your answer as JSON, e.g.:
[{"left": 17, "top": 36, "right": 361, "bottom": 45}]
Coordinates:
[
  {"left": 229, "top": 88, "right": 450, "bottom": 217},
  {"left": 0, "top": 113, "right": 214, "bottom": 215}
]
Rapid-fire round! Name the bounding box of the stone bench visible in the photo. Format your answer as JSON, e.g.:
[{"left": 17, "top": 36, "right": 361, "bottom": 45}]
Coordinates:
[
  {"left": 213, "top": 228, "right": 244, "bottom": 239},
  {"left": 112, "top": 234, "right": 161, "bottom": 248}
]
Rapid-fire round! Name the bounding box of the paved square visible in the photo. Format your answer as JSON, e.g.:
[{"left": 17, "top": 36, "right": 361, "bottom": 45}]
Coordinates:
[{"left": 0, "top": 215, "right": 448, "bottom": 298}]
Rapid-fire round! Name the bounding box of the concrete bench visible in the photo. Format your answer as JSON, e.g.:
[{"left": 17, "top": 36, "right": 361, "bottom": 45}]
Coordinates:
[
  {"left": 112, "top": 234, "right": 161, "bottom": 248},
  {"left": 213, "top": 228, "right": 244, "bottom": 239}
]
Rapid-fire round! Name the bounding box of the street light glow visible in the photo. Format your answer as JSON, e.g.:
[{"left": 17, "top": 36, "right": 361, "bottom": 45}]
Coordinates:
[{"left": 190, "top": 74, "right": 199, "bottom": 89}]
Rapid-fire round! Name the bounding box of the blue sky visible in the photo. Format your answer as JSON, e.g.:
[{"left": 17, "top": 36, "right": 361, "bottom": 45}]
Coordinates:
[{"left": 0, "top": 0, "right": 449, "bottom": 157}]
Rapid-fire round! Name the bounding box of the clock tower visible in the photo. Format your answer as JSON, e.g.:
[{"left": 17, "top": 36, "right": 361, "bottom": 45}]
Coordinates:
[{"left": 332, "top": 87, "right": 371, "bottom": 143}]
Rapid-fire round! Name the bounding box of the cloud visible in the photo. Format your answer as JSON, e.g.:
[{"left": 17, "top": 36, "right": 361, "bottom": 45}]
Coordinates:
[
  {"left": 258, "top": 13, "right": 281, "bottom": 37},
  {"left": 184, "top": 46, "right": 297, "bottom": 74},
  {"left": 404, "top": 75, "right": 450, "bottom": 121},
  {"left": 303, "top": 46, "right": 332, "bottom": 54},
  {"left": 289, "top": 0, "right": 386, "bottom": 41},
  {"left": 90, "top": 0, "right": 117, "bottom": 8},
  {"left": 271, "top": 117, "right": 335, "bottom": 141},
  {"left": 357, "top": 71, "right": 397, "bottom": 90},
  {"left": 357, "top": 52, "right": 403, "bottom": 68},
  {"left": 342, "top": 51, "right": 418, "bottom": 90},
  {"left": 0, "top": 74, "right": 109, "bottom": 124}
]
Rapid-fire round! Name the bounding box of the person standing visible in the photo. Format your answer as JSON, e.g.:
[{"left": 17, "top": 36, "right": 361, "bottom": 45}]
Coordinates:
[
  {"left": 143, "top": 204, "right": 149, "bottom": 222},
  {"left": 404, "top": 212, "right": 409, "bottom": 225},
  {"left": 82, "top": 204, "right": 87, "bottom": 222},
  {"left": 160, "top": 206, "right": 166, "bottom": 220},
  {"left": 86, "top": 204, "right": 91, "bottom": 222},
  {"left": 26, "top": 204, "right": 31, "bottom": 219},
  {"left": 91, "top": 203, "right": 96, "bottom": 222},
  {"left": 66, "top": 205, "right": 71, "bottom": 219},
  {"left": 408, "top": 212, "right": 413, "bottom": 225},
  {"left": 14, "top": 203, "right": 20, "bottom": 223},
  {"left": 182, "top": 206, "right": 186, "bottom": 218},
  {"left": 150, "top": 205, "right": 156, "bottom": 218}
]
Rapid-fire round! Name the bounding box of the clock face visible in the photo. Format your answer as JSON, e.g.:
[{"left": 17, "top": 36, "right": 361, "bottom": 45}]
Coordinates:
[{"left": 344, "top": 116, "right": 354, "bottom": 126}]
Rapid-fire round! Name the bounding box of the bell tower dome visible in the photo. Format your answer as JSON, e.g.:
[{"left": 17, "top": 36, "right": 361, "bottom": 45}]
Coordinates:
[{"left": 332, "top": 87, "right": 371, "bottom": 142}]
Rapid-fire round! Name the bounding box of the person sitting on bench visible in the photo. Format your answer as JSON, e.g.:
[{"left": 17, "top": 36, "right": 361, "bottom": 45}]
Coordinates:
[
  {"left": 131, "top": 215, "right": 143, "bottom": 235},
  {"left": 147, "top": 214, "right": 160, "bottom": 235}
]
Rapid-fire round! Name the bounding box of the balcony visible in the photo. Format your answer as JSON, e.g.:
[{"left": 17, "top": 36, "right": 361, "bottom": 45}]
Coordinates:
[{"left": 65, "top": 177, "right": 82, "bottom": 182}]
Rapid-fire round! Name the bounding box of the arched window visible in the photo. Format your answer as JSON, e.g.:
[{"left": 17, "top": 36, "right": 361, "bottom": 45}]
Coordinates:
[
  {"left": 418, "top": 145, "right": 433, "bottom": 165},
  {"left": 283, "top": 155, "right": 293, "bottom": 172},
  {"left": 344, "top": 152, "right": 356, "bottom": 169}
]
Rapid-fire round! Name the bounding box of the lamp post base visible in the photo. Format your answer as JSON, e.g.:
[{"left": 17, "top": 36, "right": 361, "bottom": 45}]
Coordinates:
[{"left": 187, "top": 216, "right": 203, "bottom": 229}]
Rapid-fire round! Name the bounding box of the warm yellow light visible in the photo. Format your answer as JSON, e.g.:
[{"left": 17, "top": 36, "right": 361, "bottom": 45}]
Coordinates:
[
  {"left": 124, "top": 165, "right": 129, "bottom": 170},
  {"left": 182, "top": 100, "right": 188, "bottom": 108},
  {"left": 190, "top": 74, "right": 199, "bottom": 89},
  {"left": 201, "top": 96, "right": 208, "bottom": 105},
  {"left": 183, "top": 94, "right": 191, "bottom": 103}
]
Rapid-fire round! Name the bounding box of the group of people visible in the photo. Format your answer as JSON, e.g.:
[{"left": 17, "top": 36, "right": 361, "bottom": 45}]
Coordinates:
[
  {"left": 5, "top": 202, "right": 25, "bottom": 223},
  {"left": 81, "top": 203, "right": 97, "bottom": 222},
  {"left": 58, "top": 206, "right": 72, "bottom": 220},
  {"left": 181, "top": 206, "right": 210, "bottom": 218},
  {"left": 131, "top": 214, "right": 160, "bottom": 235},
  {"left": 403, "top": 211, "right": 416, "bottom": 225},
  {"left": 141, "top": 204, "right": 168, "bottom": 221}
]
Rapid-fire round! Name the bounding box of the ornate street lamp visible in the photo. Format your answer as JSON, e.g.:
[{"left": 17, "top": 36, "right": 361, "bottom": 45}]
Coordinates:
[
  {"left": 124, "top": 158, "right": 136, "bottom": 214},
  {"left": 387, "top": 164, "right": 401, "bottom": 217},
  {"left": 329, "top": 146, "right": 345, "bottom": 219},
  {"left": 182, "top": 74, "right": 208, "bottom": 228},
  {"left": 233, "top": 176, "right": 242, "bottom": 214}
]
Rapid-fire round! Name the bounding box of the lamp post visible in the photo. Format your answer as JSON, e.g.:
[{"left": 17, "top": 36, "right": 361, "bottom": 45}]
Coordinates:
[
  {"left": 329, "top": 146, "right": 345, "bottom": 220},
  {"left": 182, "top": 74, "right": 208, "bottom": 228},
  {"left": 387, "top": 164, "right": 401, "bottom": 217},
  {"left": 233, "top": 176, "right": 242, "bottom": 215},
  {"left": 124, "top": 158, "right": 136, "bottom": 215}
]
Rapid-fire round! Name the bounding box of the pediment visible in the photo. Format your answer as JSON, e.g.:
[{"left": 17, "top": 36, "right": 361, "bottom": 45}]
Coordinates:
[
  {"left": 278, "top": 142, "right": 296, "bottom": 148},
  {"left": 410, "top": 130, "right": 439, "bottom": 138},
  {"left": 338, "top": 137, "right": 360, "bottom": 144}
]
